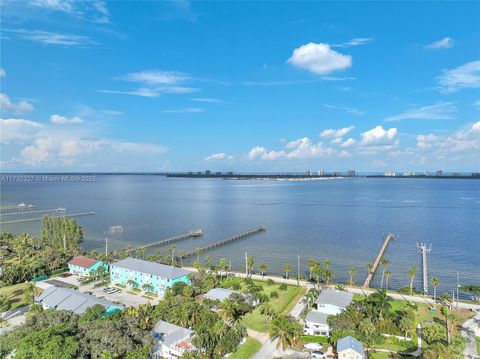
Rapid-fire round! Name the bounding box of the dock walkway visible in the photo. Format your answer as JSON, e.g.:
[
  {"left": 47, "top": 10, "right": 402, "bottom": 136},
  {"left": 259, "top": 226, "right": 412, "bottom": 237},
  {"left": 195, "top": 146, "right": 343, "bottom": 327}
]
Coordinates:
[
  {"left": 0, "top": 212, "right": 95, "bottom": 225},
  {"left": 127, "top": 230, "right": 203, "bottom": 254},
  {"left": 363, "top": 233, "right": 394, "bottom": 288}
]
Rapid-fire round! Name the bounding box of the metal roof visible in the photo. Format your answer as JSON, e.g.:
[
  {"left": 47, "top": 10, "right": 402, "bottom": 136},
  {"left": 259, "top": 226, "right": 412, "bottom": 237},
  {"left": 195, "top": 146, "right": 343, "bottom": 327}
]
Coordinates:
[
  {"left": 35, "top": 286, "right": 122, "bottom": 314},
  {"left": 315, "top": 289, "right": 353, "bottom": 308},
  {"left": 152, "top": 320, "right": 193, "bottom": 349},
  {"left": 68, "top": 256, "right": 100, "bottom": 269},
  {"left": 337, "top": 336, "right": 364, "bottom": 355},
  {"left": 204, "top": 288, "right": 237, "bottom": 301},
  {"left": 111, "top": 257, "right": 192, "bottom": 280},
  {"left": 305, "top": 310, "right": 330, "bottom": 325}
]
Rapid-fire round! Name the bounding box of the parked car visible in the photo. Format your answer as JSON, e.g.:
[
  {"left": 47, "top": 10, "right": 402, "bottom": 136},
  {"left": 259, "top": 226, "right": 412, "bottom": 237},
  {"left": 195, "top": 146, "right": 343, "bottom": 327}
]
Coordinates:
[
  {"left": 311, "top": 351, "right": 327, "bottom": 358},
  {"left": 107, "top": 288, "right": 119, "bottom": 294},
  {"left": 103, "top": 287, "right": 112, "bottom": 292},
  {"left": 77, "top": 277, "right": 86, "bottom": 282}
]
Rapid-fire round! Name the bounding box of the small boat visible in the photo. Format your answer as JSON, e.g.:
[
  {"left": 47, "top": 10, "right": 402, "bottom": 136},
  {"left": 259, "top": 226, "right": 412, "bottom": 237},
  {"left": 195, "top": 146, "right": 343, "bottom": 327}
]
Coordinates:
[
  {"left": 57, "top": 207, "right": 66, "bottom": 211},
  {"left": 189, "top": 229, "right": 203, "bottom": 237}
]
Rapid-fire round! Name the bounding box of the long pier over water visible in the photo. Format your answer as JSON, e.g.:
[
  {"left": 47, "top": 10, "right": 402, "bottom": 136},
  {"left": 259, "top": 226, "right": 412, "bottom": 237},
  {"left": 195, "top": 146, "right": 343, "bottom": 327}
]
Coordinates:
[
  {"left": 127, "top": 230, "right": 203, "bottom": 254},
  {"left": 363, "top": 233, "right": 394, "bottom": 288},
  {"left": 178, "top": 226, "right": 266, "bottom": 259},
  {"left": 0, "top": 212, "right": 95, "bottom": 225},
  {"left": 0, "top": 208, "right": 66, "bottom": 217}
]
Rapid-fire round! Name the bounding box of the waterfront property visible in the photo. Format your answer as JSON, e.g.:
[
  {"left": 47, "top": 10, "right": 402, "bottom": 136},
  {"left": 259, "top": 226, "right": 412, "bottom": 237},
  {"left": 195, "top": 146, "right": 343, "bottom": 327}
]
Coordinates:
[
  {"left": 303, "top": 310, "right": 330, "bottom": 336},
  {"left": 204, "top": 287, "right": 259, "bottom": 307},
  {"left": 35, "top": 286, "right": 123, "bottom": 314},
  {"left": 110, "top": 257, "right": 191, "bottom": 295},
  {"left": 68, "top": 256, "right": 107, "bottom": 277},
  {"left": 337, "top": 336, "right": 365, "bottom": 359},
  {"left": 315, "top": 289, "right": 353, "bottom": 315},
  {"left": 152, "top": 320, "right": 195, "bottom": 359}
]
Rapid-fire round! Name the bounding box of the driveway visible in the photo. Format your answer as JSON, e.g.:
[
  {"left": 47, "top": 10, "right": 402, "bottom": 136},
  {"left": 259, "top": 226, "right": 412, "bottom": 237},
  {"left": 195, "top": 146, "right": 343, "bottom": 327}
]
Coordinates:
[
  {"left": 0, "top": 305, "right": 30, "bottom": 335},
  {"left": 78, "top": 283, "right": 161, "bottom": 307},
  {"left": 462, "top": 312, "right": 480, "bottom": 359}
]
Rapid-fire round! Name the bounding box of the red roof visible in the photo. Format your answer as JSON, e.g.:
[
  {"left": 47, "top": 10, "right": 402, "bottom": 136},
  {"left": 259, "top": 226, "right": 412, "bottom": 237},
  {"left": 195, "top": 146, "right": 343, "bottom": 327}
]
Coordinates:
[{"left": 68, "top": 256, "right": 99, "bottom": 269}]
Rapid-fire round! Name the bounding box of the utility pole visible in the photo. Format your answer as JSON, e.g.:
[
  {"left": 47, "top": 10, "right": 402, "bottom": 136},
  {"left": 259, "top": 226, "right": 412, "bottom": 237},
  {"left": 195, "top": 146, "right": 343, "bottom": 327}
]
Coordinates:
[
  {"left": 297, "top": 255, "right": 300, "bottom": 285},
  {"left": 416, "top": 243, "right": 432, "bottom": 295},
  {"left": 245, "top": 252, "right": 248, "bottom": 276},
  {"left": 456, "top": 272, "right": 460, "bottom": 309},
  {"left": 105, "top": 235, "right": 108, "bottom": 256},
  {"left": 63, "top": 234, "right": 66, "bottom": 252}
]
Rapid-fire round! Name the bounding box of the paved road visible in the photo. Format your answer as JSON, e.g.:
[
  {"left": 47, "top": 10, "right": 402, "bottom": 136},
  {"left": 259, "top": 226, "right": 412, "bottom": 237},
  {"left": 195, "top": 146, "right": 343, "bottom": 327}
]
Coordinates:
[
  {"left": 462, "top": 312, "right": 480, "bottom": 359},
  {"left": 0, "top": 305, "right": 29, "bottom": 335}
]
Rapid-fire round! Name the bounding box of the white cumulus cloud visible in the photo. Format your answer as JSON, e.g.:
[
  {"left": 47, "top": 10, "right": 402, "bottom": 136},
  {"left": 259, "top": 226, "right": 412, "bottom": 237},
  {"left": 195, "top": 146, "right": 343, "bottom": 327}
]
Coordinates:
[
  {"left": 0, "top": 93, "right": 34, "bottom": 114},
  {"left": 50, "top": 114, "right": 84, "bottom": 124},
  {"left": 204, "top": 152, "right": 234, "bottom": 161},
  {"left": 361, "top": 125, "right": 398, "bottom": 146},
  {"left": 0, "top": 118, "right": 43, "bottom": 143},
  {"left": 320, "top": 126, "right": 355, "bottom": 139},
  {"left": 287, "top": 42, "right": 352, "bottom": 75}
]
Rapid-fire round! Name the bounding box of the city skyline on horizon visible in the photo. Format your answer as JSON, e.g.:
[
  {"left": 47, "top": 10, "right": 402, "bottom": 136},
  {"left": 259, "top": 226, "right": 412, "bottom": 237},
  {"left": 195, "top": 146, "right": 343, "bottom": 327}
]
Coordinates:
[{"left": 1, "top": 1, "right": 479, "bottom": 172}]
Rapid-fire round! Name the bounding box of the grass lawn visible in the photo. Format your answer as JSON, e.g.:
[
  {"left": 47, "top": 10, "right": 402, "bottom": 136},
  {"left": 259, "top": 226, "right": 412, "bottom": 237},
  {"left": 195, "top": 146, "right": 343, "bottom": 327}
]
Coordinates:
[
  {"left": 476, "top": 336, "right": 480, "bottom": 356},
  {"left": 225, "top": 279, "right": 304, "bottom": 333},
  {"left": 370, "top": 352, "right": 415, "bottom": 359},
  {"left": 229, "top": 337, "right": 262, "bottom": 359},
  {"left": 0, "top": 282, "right": 30, "bottom": 309}
]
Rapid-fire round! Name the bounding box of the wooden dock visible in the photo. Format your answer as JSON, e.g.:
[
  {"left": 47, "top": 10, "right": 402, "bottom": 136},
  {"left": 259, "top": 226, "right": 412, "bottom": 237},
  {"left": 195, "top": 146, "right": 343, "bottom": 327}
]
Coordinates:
[
  {"left": 178, "top": 226, "right": 266, "bottom": 259},
  {"left": 127, "top": 230, "right": 203, "bottom": 254},
  {"left": 363, "top": 233, "right": 394, "bottom": 288},
  {"left": 0, "top": 208, "right": 66, "bottom": 217},
  {"left": 0, "top": 211, "right": 95, "bottom": 225}
]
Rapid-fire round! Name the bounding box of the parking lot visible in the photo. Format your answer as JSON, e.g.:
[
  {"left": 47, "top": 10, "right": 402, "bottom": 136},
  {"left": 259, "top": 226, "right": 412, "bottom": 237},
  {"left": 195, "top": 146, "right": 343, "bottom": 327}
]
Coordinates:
[{"left": 36, "top": 274, "right": 161, "bottom": 308}]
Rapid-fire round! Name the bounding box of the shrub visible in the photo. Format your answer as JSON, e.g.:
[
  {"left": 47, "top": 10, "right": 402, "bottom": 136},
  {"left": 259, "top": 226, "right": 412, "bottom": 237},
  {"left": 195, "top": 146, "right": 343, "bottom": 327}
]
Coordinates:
[
  {"left": 270, "top": 291, "right": 279, "bottom": 299},
  {"left": 279, "top": 283, "right": 288, "bottom": 291},
  {"left": 266, "top": 279, "right": 275, "bottom": 286}
]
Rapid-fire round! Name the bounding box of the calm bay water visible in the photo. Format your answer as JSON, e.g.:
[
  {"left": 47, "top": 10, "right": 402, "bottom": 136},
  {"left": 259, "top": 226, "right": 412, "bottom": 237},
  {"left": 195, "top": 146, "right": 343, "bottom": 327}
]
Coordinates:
[{"left": 1, "top": 175, "right": 479, "bottom": 296}]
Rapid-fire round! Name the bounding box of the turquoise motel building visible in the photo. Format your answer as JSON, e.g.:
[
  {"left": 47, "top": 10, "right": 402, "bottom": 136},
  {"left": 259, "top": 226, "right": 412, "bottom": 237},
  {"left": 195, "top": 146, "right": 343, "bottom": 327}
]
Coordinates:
[
  {"left": 68, "top": 256, "right": 108, "bottom": 277},
  {"left": 110, "top": 257, "right": 192, "bottom": 295}
]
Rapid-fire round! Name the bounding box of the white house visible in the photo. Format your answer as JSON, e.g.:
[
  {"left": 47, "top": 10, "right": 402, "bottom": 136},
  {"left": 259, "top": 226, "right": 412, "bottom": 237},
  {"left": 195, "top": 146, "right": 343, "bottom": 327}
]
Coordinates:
[
  {"left": 152, "top": 320, "right": 195, "bottom": 359},
  {"left": 303, "top": 310, "right": 330, "bottom": 336},
  {"left": 337, "top": 336, "right": 365, "bottom": 359},
  {"left": 315, "top": 289, "right": 353, "bottom": 315},
  {"left": 304, "top": 289, "right": 353, "bottom": 336}
]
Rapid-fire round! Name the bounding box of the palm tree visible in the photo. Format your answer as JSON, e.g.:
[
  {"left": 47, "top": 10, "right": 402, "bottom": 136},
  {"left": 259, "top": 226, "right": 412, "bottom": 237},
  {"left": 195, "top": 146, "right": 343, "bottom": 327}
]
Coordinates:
[
  {"left": 407, "top": 266, "right": 417, "bottom": 295},
  {"left": 23, "top": 283, "right": 38, "bottom": 303},
  {"left": 431, "top": 277, "right": 440, "bottom": 303},
  {"left": 323, "top": 268, "right": 335, "bottom": 286},
  {"left": 440, "top": 306, "right": 451, "bottom": 345},
  {"left": 205, "top": 255, "right": 212, "bottom": 270},
  {"left": 218, "top": 258, "right": 229, "bottom": 278},
  {"left": 247, "top": 256, "right": 255, "bottom": 277},
  {"left": 127, "top": 279, "right": 138, "bottom": 289},
  {"left": 380, "top": 258, "right": 389, "bottom": 289},
  {"left": 218, "top": 299, "right": 238, "bottom": 324},
  {"left": 347, "top": 267, "right": 356, "bottom": 286},
  {"left": 167, "top": 244, "right": 176, "bottom": 261},
  {"left": 398, "top": 316, "right": 413, "bottom": 339},
  {"left": 308, "top": 257, "right": 315, "bottom": 280},
  {"left": 384, "top": 270, "right": 392, "bottom": 290},
  {"left": 311, "top": 261, "right": 323, "bottom": 289},
  {"left": 178, "top": 250, "right": 185, "bottom": 267},
  {"left": 259, "top": 302, "right": 275, "bottom": 322},
  {"left": 195, "top": 247, "right": 202, "bottom": 262},
  {"left": 269, "top": 315, "right": 302, "bottom": 351},
  {"left": 283, "top": 263, "right": 291, "bottom": 280},
  {"left": 259, "top": 263, "right": 267, "bottom": 278}
]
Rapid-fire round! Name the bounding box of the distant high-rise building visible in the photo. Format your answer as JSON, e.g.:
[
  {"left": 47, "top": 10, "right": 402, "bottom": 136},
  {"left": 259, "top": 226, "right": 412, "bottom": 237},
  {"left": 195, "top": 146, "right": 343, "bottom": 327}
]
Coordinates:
[
  {"left": 306, "top": 170, "right": 312, "bottom": 176},
  {"left": 347, "top": 170, "right": 356, "bottom": 177},
  {"left": 424, "top": 170, "right": 430, "bottom": 176},
  {"left": 403, "top": 172, "right": 415, "bottom": 176},
  {"left": 452, "top": 172, "right": 461, "bottom": 177},
  {"left": 436, "top": 170, "right": 443, "bottom": 176},
  {"left": 317, "top": 170, "right": 325, "bottom": 176},
  {"left": 205, "top": 170, "right": 211, "bottom": 175},
  {"left": 384, "top": 171, "right": 396, "bottom": 177}
]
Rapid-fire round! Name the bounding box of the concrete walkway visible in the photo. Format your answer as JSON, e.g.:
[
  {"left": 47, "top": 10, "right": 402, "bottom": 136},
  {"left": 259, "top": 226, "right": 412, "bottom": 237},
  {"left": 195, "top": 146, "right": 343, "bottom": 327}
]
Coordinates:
[{"left": 462, "top": 312, "right": 480, "bottom": 359}]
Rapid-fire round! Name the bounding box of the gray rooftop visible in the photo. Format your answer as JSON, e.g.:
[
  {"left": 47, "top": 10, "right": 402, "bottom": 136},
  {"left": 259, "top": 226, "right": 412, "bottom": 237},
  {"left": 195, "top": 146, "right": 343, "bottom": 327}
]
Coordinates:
[
  {"left": 316, "top": 289, "right": 353, "bottom": 308},
  {"left": 111, "top": 257, "right": 192, "bottom": 280},
  {"left": 204, "top": 288, "right": 237, "bottom": 302},
  {"left": 305, "top": 310, "right": 330, "bottom": 325},
  {"left": 337, "top": 336, "right": 364, "bottom": 355},
  {"left": 35, "top": 286, "right": 122, "bottom": 315},
  {"left": 152, "top": 320, "right": 193, "bottom": 349}
]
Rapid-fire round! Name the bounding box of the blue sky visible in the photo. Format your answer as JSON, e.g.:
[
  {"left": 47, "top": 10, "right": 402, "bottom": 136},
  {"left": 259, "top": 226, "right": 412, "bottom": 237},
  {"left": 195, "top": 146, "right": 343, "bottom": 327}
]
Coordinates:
[{"left": 1, "top": 0, "right": 479, "bottom": 172}]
